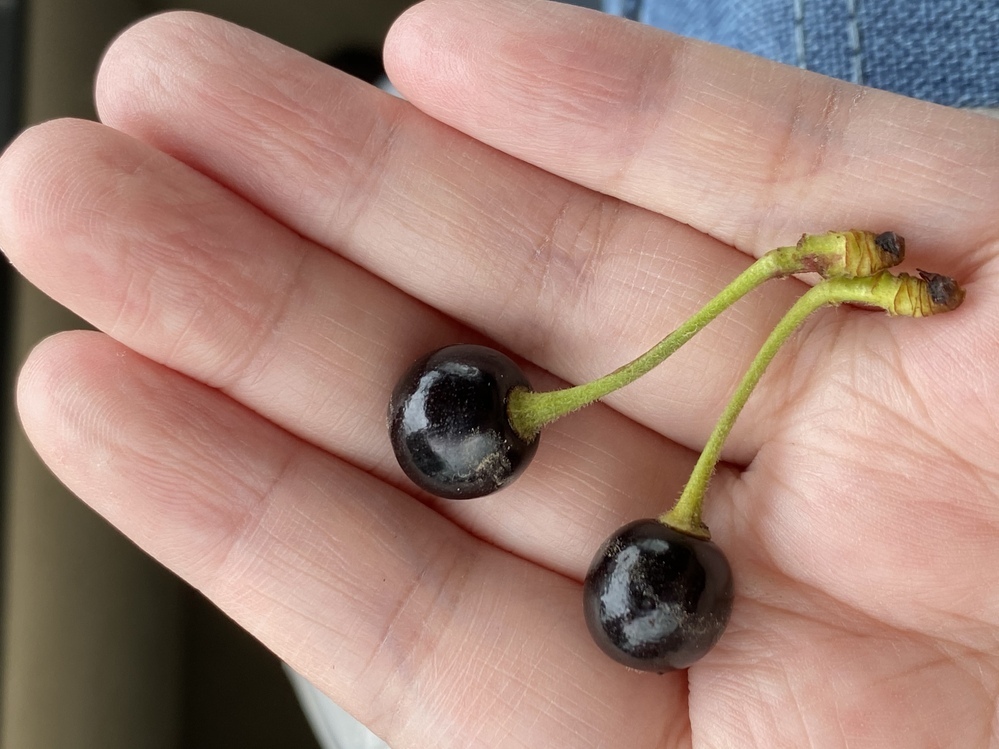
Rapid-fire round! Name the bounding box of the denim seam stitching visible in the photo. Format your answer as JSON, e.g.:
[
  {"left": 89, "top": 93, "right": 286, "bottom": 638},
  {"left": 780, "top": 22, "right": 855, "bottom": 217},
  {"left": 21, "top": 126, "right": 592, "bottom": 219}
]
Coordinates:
[
  {"left": 845, "top": 0, "right": 864, "bottom": 84},
  {"left": 793, "top": 0, "right": 807, "bottom": 68}
]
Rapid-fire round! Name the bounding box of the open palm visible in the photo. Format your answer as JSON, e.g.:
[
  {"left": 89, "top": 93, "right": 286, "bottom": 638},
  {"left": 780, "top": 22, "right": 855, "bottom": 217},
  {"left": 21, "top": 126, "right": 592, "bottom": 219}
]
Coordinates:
[{"left": 2, "top": 1, "right": 997, "bottom": 746}]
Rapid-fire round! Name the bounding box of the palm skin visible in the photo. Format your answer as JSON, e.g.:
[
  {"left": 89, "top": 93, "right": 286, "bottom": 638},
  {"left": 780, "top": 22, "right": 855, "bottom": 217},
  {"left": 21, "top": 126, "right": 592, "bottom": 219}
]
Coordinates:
[{"left": 1, "top": 0, "right": 997, "bottom": 746}]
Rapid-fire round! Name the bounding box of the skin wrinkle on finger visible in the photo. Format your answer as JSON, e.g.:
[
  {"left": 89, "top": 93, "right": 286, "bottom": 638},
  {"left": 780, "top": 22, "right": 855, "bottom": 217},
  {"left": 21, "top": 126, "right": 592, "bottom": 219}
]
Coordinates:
[
  {"left": 16, "top": 340, "right": 281, "bottom": 578},
  {"left": 99, "top": 12, "right": 408, "bottom": 249},
  {"left": 515, "top": 190, "right": 626, "bottom": 363},
  {"left": 16, "top": 332, "right": 687, "bottom": 748},
  {"left": 392, "top": 580, "right": 608, "bottom": 747},
  {"left": 754, "top": 78, "right": 857, "bottom": 235},
  {"left": 3, "top": 122, "right": 317, "bottom": 395},
  {"left": 347, "top": 525, "right": 486, "bottom": 738}
]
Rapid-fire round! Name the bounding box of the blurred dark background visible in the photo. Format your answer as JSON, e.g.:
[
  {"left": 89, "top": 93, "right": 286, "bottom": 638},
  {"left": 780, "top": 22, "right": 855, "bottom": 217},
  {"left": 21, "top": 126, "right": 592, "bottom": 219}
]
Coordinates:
[
  {"left": 0, "top": 1, "right": 598, "bottom": 747},
  {"left": 0, "top": 1, "right": 411, "bottom": 747}
]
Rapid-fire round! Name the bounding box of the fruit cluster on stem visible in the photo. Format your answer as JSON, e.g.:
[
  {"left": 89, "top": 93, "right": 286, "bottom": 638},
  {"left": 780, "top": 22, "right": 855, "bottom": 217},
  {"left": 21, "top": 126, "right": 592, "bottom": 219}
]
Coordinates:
[
  {"left": 386, "top": 229, "right": 965, "bottom": 673},
  {"left": 582, "top": 267, "right": 963, "bottom": 673},
  {"left": 662, "top": 269, "right": 966, "bottom": 539}
]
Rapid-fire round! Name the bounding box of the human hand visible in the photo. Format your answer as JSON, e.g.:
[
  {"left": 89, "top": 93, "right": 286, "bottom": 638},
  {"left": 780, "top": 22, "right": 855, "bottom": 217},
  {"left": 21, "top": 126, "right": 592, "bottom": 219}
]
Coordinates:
[{"left": 1, "top": 1, "right": 996, "bottom": 746}]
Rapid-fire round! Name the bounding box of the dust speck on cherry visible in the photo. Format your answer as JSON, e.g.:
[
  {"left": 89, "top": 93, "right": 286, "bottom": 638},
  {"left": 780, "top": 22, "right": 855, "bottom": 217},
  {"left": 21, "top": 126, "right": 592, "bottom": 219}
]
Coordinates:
[
  {"left": 583, "top": 518, "right": 733, "bottom": 672},
  {"left": 388, "top": 344, "right": 538, "bottom": 499}
]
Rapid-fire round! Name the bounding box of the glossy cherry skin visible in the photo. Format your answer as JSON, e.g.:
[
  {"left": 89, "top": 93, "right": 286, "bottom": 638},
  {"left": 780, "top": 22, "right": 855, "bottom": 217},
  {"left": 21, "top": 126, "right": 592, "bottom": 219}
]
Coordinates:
[
  {"left": 583, "top": 519, "right": 733, "bottom": 672},
  {"left": 388, "top": 344, "right": 539, "bottom": 499}
]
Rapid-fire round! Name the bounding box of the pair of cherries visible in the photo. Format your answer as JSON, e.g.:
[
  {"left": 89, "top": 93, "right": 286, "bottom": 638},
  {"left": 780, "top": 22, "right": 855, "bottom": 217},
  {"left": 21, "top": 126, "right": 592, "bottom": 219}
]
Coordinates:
[{"left": 387, "top": 231, "right": 964, "bottom": 672}]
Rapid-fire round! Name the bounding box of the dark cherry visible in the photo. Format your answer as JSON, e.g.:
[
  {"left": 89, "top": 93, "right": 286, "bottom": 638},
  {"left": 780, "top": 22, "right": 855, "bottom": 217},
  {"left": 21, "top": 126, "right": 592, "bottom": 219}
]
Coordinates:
[
  {"left": 388, "top": 344, "right": 539, "bottom": 499},
  {"left": 583, "top": 518, "right": 733, "bottom": 672}
]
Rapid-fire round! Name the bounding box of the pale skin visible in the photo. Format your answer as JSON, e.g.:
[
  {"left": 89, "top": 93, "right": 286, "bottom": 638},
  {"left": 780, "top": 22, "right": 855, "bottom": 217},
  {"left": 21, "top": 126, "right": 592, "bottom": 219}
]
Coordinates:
[{"left": 2, "top": 0, "right": 998, "bottom": 746}]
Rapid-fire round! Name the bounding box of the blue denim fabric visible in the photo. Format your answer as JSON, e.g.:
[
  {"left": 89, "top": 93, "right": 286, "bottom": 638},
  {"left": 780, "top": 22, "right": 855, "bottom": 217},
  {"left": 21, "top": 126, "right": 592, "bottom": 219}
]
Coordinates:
[{"left": 603, "top": 0, "right": 999, "bottom": 107}]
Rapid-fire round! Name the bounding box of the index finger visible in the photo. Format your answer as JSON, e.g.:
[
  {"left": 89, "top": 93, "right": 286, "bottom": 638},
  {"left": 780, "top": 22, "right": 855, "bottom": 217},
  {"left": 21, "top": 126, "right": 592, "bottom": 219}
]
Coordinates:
[{"left": 384, "top": 0, "right": 999, "bottom": 264}]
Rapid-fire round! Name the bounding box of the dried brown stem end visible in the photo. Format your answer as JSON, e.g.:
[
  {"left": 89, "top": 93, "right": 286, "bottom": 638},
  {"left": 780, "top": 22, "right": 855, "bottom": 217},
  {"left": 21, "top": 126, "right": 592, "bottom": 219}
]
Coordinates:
[
  {"left": 881, "top": 270, "right": 966, "bottom": 317},
  {"left": 796, "top": 229, "right": 905, "bottom": 279}
]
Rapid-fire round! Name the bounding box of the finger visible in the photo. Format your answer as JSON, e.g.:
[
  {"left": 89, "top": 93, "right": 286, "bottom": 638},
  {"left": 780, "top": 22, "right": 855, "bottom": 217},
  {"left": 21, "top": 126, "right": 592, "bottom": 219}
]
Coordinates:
[
  {"left": 384, "top": 0, "right": 999, "bottom": 265},
  {"left": 17, "top": 331, "right": 690, "bottom": 749},
  {"left": 0, "top": 117, "right": 705, "bottom": 581},
  {"left": 91, "top": 11, "right": 804, "bottom": 450}
]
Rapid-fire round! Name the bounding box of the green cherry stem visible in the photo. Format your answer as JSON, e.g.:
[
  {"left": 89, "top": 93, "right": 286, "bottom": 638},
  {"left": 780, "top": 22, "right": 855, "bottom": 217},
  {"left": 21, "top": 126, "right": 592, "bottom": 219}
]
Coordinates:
[
  {"left": 661, "top": 269, "right": 966, "bottom": 539},
  {"left": 508, "top": 248, "right": 788, "bottom": 436},
  {"left": 507, "top": 230, "right": 905, "bottom": 439}
]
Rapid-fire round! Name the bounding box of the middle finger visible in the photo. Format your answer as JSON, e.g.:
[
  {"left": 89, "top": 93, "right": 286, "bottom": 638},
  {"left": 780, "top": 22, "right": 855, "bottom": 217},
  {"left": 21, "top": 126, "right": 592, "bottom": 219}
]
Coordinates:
[{"left": 95, "top": 12, "right": 806, "bottom": 450}]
